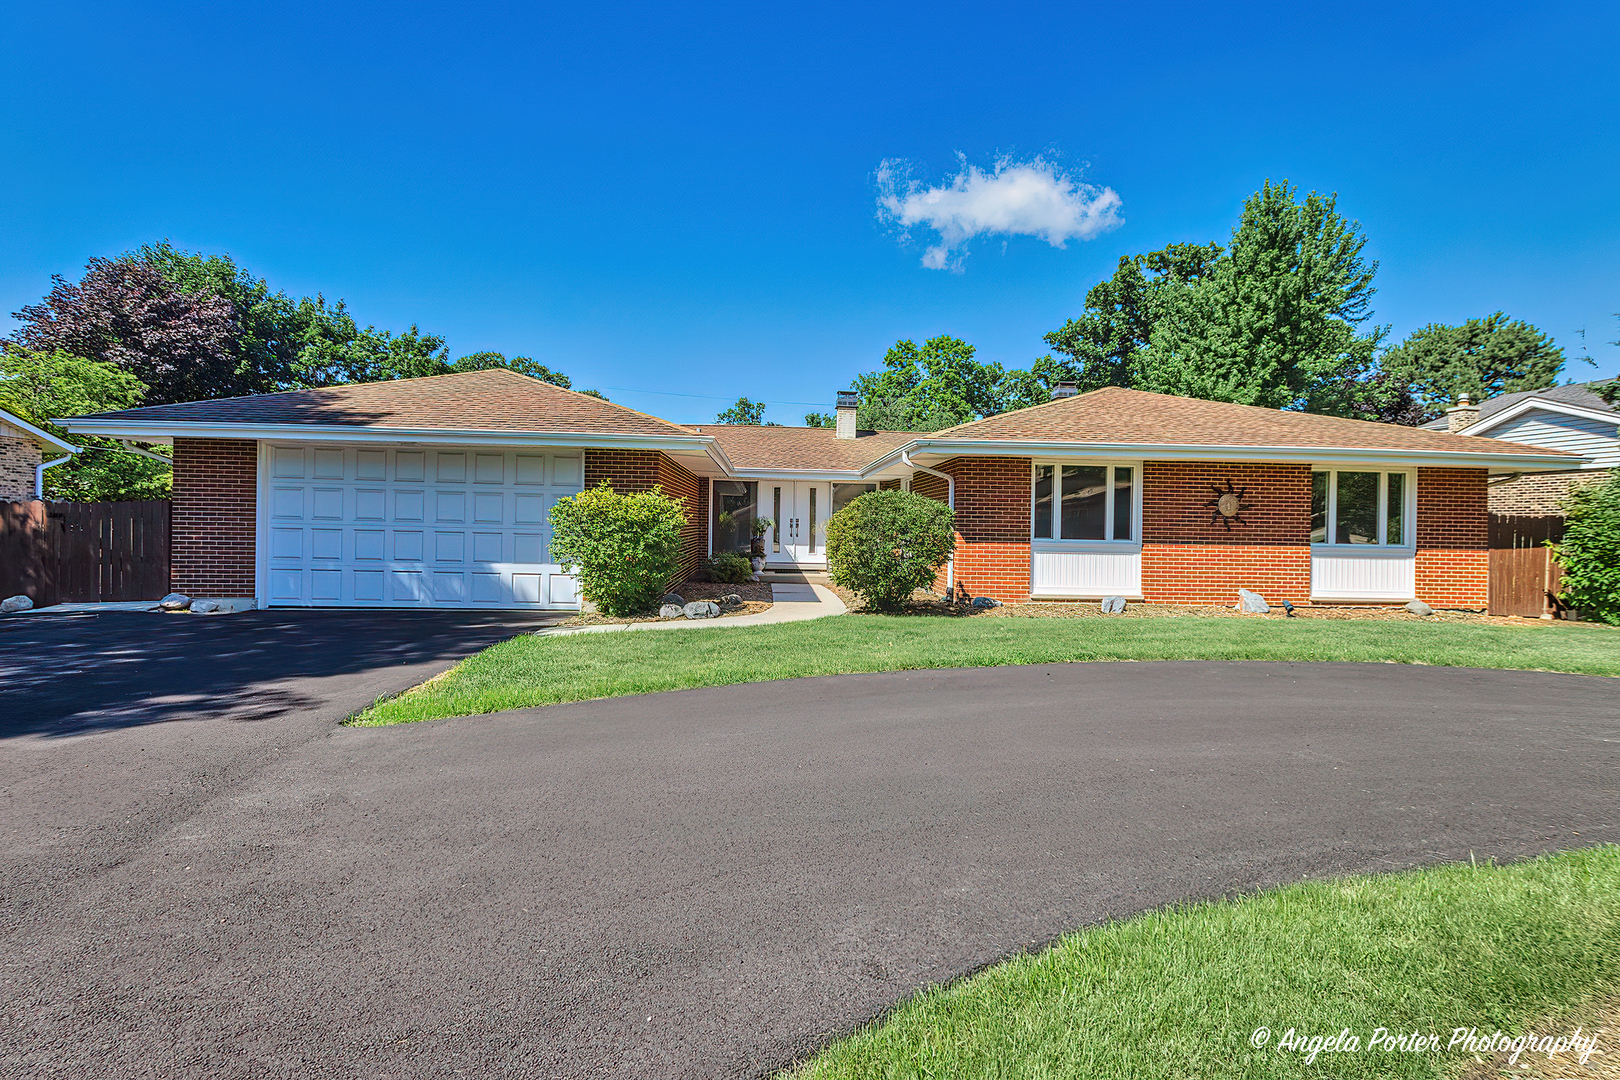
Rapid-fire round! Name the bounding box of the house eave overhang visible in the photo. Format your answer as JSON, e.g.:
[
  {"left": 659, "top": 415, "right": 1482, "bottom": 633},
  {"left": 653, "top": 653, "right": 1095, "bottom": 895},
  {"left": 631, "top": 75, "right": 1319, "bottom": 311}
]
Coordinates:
[
  {"left": 3, "top": 409, "right": 78, "bottom": 454},
  {"left": 53, "top": 419, "right": 735, "bottom": 473},
  {"left": 860, "top": 438, "right": 1586, "bottom": 476}
]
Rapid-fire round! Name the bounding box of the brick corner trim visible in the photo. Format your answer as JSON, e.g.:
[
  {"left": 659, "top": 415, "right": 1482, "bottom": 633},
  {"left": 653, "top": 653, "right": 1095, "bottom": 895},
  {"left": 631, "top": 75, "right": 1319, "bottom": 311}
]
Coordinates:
[{"left": 170, "top": 438, "right": 258, "bottom": 597}]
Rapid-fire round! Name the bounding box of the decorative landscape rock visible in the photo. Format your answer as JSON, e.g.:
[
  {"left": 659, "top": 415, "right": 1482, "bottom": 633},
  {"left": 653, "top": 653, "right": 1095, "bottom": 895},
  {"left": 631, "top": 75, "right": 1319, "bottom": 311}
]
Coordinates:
[
  {"left": 970, "top": 596, "right": 1001, "bottom": 609},
  {"left": 718, "top": 593, "right": 743, "bottom": 608},
  {"left": 1238, "top": 589, "right": 1270, "bottom": 614},
  {"left": 1405, "top": 599, "right": 1435, "bottom": 617},
  {"left": 1, "top": 595, "right": 34, "bottom": 614},
  {"left": 658, "top": 603, "right": 685, "bottom": 619},
  {"left": 1100, "top": 595, "right": 1126, "bottom": 614},
  {"left": 682, "top": 600, "right": 720, "bottom": 619},
  {"left": 158, "top": 592, "right": 191, "bottom": 611},
  {"left": 190, "top": 599, "right": 222, "bottom": 614},
  {"left": 662, "top": 592, "right": 685, "bottom": 607}
]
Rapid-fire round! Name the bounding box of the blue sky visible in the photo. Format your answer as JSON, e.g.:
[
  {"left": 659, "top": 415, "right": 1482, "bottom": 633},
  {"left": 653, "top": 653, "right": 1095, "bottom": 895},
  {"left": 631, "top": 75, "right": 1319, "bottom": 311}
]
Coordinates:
[{"left": 2, "top": 1, "right": 1616, "bottom": 423}]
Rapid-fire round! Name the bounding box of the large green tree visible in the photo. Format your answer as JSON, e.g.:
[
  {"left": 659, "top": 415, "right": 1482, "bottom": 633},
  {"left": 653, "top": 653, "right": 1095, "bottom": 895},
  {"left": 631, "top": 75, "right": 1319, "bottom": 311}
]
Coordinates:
[
  {"left": 715, "top": 397, "right": 769, "bottom": 424},
  {"left": 13, "top": 241, "right": 587, "bottom": 405},
  {"left": 0, "top": 345, "right": 171, "bottom": 499},
  {"left": 1135, "top": 181, "right": 1385, "bottom": 411},
  {"left": 1041, "top": 242, "right": 1223, "bottom": 392},
  {"left": 1379, "top": 312, "right": 1566, "bottom": 422},
  {"left": 853, "top": 335, "right": 1042, "bottom": 432}
]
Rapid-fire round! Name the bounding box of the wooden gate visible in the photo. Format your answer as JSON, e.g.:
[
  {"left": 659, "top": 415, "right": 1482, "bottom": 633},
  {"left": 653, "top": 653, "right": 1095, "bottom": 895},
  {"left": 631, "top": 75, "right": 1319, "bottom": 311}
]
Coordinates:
[
  {"left": 45, "top": 501, "right": 171, "bottom": 603},
  {"left": 0, "top": 501, "right": 58, "bottom": 607},
  {"left": 1487, "top": 514, "right": 1564, "bottom": 617}
]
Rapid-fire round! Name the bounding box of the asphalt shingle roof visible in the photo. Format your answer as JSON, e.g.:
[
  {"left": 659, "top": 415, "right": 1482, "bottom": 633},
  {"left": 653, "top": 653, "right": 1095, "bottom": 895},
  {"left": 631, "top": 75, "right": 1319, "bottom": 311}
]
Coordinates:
[
  {"left": 1417, "top": 381, "right": 1616, "bottom": 430},
  {"left": 931, "top": 386, "right": 1573, "bottom": 459},
  {"left": 702, "top": 425, "right": 923, "bottom": 471},
  {"left": 74, "top": 368, "right": 695, "bottom": 438}
]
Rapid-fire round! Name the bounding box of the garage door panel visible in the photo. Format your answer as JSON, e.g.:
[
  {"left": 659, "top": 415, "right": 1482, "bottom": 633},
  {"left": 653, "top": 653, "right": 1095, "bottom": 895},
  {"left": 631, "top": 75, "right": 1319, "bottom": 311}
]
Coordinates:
[{"left": 263, "top": 444, "right": 583, "bottom": 609}]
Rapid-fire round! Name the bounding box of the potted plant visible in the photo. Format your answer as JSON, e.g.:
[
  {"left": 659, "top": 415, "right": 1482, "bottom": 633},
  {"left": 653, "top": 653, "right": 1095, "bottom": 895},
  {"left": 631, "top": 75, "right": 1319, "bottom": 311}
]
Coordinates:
[{"left": 750, "top": 517, "right": 774, "bottom": 570}]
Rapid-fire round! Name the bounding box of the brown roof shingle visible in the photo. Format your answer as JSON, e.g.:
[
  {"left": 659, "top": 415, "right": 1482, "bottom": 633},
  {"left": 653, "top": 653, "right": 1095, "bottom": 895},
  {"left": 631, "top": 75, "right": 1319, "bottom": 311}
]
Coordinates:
[
  {"left": 703, "top": 425, "right": 923, "bottom": 471},
  {"left": 932, "top": 386, "right": 1576, "bottom": 458},
  {"left": 73, "top": 369, "right": 696, "bottom": 438}
]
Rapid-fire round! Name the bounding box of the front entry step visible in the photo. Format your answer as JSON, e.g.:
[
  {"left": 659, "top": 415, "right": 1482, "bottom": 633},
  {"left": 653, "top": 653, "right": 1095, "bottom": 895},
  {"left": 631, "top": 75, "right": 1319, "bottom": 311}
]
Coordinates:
[{"left": 756, "top": 569, "right": 832, "bottom": 586}]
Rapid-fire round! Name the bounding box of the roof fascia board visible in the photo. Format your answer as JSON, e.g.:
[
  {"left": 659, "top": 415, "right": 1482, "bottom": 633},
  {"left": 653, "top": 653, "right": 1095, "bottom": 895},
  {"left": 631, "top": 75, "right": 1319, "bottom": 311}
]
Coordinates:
[
  {"left": 55, "top": 419, "right": 722, "bottom": 454},
  {"left": 1, "top": 408, "right": 78, "bottom": 453},
  {"left": 867, "top": 438, "right": 1582, "bottom": 474},
  {"left": 729, "top": 467, "right": 872, "bottom": 481},
  {"left": 1461, "top": 397, "right": 1619, "bottom": 436}
]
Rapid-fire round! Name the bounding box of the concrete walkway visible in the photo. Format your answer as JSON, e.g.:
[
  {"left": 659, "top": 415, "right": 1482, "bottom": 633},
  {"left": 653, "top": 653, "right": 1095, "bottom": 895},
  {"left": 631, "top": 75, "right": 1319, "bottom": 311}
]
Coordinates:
[{"left": 533, "top": 581, "right": 846, "bottom": 637}]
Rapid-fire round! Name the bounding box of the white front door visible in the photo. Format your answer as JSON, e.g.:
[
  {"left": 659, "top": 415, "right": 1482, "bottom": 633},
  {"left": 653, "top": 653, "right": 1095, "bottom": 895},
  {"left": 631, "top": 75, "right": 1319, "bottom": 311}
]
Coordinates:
[{"left": 764, "top": 481, "right": 829, "bottom": 567}]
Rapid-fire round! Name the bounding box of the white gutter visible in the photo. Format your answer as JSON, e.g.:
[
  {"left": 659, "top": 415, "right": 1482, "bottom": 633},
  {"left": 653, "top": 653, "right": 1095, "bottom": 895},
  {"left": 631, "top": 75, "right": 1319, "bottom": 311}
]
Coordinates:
[
  {"left": 35, "top": 455, "right": 72, "bottom": 499},
  {"left": 902, "top": 451, "right": 955, "bottom": 598},
  {"left": 865, "top": 438, "right": 1583, "bottom": 476}
]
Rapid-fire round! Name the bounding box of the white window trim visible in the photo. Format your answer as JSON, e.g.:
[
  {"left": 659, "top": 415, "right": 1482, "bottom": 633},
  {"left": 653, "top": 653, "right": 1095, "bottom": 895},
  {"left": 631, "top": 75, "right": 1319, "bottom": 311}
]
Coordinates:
[
  {"left": 1310, "top": 467, "right": 1417, "bottom": 550},
  {"left": 1030, "top": 460, "right": 1143, "bottom": 547}
]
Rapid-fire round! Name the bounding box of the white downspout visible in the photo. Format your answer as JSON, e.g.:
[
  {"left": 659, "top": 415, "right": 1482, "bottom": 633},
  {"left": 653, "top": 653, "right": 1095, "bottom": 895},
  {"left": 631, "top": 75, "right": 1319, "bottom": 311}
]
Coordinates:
[
  {"left": 901, "top": 451, "right": 955, "bottom": 598},
  {"left": 35, "top": 455, "right": 72, "bottom": 499}
]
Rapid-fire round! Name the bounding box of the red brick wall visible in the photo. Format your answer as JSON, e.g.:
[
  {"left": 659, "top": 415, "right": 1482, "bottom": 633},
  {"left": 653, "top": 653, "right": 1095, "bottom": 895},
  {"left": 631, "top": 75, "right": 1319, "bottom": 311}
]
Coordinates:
[
  {"left": 171, "top": 438, "right": 257, "bottom": 598},
  {"left": 583, "top": 449, "right": 707, "bottom": 580},
  {"left": 1140, "top": 461, "right": 1313, "bottom": 604},
  {"left": 913, "top": 457, "right": 1032, "bottom": 603},
  {"left": 1415, "top": 467, "right": 1488, "bottom": 608}
]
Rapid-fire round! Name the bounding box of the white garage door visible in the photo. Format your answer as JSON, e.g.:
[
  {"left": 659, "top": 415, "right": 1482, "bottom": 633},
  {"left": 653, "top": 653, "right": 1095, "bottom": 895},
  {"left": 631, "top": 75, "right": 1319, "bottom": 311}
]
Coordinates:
[{"left": 259, "top": 443, "right": 584, "bottom": 609}]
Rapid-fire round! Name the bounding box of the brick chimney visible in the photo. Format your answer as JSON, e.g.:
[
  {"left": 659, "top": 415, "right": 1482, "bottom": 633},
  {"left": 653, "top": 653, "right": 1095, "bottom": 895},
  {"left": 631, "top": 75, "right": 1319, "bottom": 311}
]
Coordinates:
[
  {"left": 1051, "top": 381, "right": 1079, "bottom": 400},
  {"left": 1446, "top": 393, "right": 1480, "bottom": 433},
  {"left": 835, "top": 390, "right": 858, "bottom": 439}
]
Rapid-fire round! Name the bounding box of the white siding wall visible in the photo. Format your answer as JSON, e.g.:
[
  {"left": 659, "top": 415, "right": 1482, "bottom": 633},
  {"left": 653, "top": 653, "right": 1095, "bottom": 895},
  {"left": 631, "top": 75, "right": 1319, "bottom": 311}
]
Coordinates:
[{"left": 1488, "top": 408, "right": 1619, "bottom": 467}]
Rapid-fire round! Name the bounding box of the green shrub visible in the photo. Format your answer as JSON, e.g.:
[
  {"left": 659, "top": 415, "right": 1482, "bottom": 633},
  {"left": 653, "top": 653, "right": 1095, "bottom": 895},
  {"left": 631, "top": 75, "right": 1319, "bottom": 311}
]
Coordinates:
[
  {"left": 548, "top": 482, "right": 685, "bottom": 616},
  {"left": 706, "top": 550, "right": 754, "bottom": 584},
  {"left": 1557, "top": 472, "right": 1620, "bottom": 624},
  {"left": 824, "top": 489, "right": 955, "bottom": 611}
]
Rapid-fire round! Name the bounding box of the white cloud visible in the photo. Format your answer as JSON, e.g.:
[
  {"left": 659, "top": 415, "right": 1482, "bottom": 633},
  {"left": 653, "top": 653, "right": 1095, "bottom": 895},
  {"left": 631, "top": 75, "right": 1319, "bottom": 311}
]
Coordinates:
[{"left": 877, "top": 155, "right": 1123, "bottom": 271}]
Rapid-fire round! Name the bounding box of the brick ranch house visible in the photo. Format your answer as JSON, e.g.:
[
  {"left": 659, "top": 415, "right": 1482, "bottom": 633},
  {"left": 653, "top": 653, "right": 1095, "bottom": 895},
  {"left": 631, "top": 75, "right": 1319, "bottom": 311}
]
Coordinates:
[{"left": 57, "top": 369, "right": 1582, "bottom": 612}]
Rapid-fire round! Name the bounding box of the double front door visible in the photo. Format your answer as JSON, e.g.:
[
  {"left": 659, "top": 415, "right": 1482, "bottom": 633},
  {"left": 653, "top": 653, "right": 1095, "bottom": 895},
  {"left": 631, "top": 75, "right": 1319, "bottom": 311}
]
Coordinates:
[{"left": 763, "top": 481, "right": 828, "bottom": 567}]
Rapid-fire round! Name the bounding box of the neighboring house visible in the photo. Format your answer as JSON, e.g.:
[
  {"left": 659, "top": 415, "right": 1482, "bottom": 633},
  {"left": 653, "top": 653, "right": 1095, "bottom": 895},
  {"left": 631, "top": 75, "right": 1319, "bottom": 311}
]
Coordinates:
[
  {"left": 1421, "top": 382, "right": 1617, "bottom": 515},
  {"left": 58, "top": 369, "right": 1579, "bottom": 611},
  {"left": 0, "top": 406, "right": 77, "bottom": 503}
]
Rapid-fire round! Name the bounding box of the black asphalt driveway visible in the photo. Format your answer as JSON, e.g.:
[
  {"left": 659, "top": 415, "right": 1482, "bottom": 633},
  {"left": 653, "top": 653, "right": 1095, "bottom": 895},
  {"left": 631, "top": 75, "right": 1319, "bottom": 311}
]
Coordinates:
[
  {"left": 0, "top": 607, "right": 561, "bottom": 738},
  {"left": 3, "top": 661, "right": 1616, "bottom": 1078}
]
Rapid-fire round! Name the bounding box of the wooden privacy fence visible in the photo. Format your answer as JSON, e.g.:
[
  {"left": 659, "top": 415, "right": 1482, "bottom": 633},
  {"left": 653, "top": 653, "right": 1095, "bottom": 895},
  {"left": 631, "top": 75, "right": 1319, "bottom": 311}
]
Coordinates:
[
  {"left": 47, "top": 501, "right": 171, "bottom": 602},
  {"left": 1487, "top": 513, "right": 1565, "bottom": 618},
  {"left": 0, "top": 500, "right": 170, "bottom": 606}
]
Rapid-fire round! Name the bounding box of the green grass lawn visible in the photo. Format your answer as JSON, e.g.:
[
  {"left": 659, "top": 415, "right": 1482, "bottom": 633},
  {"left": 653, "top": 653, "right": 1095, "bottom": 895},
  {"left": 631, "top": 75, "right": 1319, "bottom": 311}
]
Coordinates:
[
  {"left": 351, "top": 613, "right": 1619, "bottom": 725},
  {"left": 786, "top": 847, "right": 1620, "bottom": 1080}
]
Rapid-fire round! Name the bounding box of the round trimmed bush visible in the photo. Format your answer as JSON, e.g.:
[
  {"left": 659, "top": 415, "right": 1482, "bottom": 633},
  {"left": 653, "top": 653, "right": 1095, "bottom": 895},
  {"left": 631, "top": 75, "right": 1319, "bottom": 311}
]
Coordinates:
[
  {"left": 706, "top": 551, "right": 753, "bottom": 584},
  {"left": 824, "top": 489, "right": 955, "bottom": 611},
  {"left": 548, "top": 482, "right": 685, "bottom": 616}
]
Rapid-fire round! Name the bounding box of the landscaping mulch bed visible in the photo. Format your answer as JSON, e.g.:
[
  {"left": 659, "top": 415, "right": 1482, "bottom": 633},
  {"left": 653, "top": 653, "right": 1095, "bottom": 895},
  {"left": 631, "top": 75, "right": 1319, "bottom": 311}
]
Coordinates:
[
  {"left": 555, "top": 579, "right": 773, "bottom": 627},
  {"left": 827, "top": 583, "right": 1581, "bottom": 628}
]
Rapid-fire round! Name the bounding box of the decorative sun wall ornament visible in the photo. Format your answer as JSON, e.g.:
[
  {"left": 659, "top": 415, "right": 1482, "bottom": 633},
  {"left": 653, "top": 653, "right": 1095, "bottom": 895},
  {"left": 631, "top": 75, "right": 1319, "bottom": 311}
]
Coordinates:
[{"left": 1205, "top": 479, "right": 1255, "bottom": 529}]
